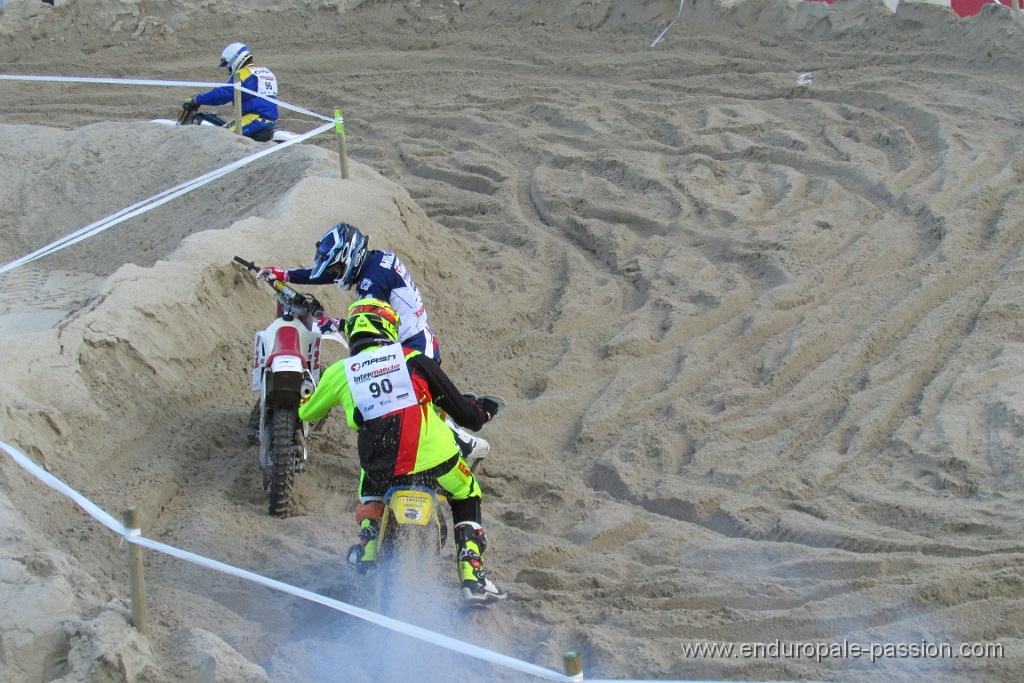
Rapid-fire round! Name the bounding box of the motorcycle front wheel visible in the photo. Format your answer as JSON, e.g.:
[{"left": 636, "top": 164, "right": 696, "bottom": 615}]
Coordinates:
[{"left": 267, "top": 408, "right": 298, "bottom": 517}]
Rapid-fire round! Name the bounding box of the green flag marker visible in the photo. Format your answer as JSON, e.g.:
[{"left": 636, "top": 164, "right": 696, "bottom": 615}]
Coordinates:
[{"left": 334, "top": 107, "right": 345, "bottom": 139}]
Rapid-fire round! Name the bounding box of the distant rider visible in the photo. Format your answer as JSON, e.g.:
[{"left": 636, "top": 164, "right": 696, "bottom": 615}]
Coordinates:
[
  {"left": 298, "top": 298, "right": 508, "bottom": 605},
  {"left": 184, "top": 42, "right": 279, "bottom": 142},
  {"left": 256, "top": 221, "right": 491, "bottom": 466}
]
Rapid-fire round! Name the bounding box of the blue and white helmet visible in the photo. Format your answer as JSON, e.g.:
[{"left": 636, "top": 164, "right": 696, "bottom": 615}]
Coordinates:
[
  {"left": 219, "top": 43, "right": 252, "bottom": 73},
  {"left": 311, "top": 222, "right": 369, "bottom": 289}
]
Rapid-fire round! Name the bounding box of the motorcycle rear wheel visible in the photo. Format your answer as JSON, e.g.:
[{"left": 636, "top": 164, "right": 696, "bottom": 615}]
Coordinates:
[{"left": 376, "top": 514, "right": 446, "bottom": 615}]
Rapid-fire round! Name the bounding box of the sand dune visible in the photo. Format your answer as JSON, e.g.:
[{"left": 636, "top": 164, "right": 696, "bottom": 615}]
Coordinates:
[{"left": 2, "top": 0, "right": 1024, "bottom": 681}]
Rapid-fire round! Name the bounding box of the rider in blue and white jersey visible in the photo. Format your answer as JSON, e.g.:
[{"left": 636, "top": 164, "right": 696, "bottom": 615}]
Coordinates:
[
  {"left": 257, "top": 222, "right": 438, "bottom": 361},
  {"left": 184, "top": 42, "right": 279, "bottom": 142}
]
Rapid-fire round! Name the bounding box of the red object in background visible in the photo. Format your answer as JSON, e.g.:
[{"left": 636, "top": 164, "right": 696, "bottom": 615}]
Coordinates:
[
  {"left": 951, "top": 0, "right": 1016, "bottom": 14},
  {"left": 801, "top": 0, "right": 1017, "bottom": 18}
]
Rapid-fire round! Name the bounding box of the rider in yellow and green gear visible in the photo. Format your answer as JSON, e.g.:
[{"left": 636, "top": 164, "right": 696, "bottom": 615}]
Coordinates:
[{"left": 298, "top": 298, "right": 507, "bottom": 604}]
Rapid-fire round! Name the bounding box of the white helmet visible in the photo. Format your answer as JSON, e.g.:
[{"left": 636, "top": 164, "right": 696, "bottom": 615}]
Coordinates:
[{"left": 219, "top": 43, "right": 252, "bottom": 72}]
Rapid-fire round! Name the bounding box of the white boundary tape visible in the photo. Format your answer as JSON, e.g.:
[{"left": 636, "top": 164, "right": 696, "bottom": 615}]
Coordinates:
[
  {"left": 0, "top": 120, "right": 335, "bottom": 276},
  {"left": 0, "top": 437, "right": 815, "bottom": 683},
  {"left": 651, "top": 0, "right": 685, "bottom": 47},
  {"left": 0, "top": 73, "right": 341, "bottom": 275},
  {"left": 0, "top": 74, "right": 332, "bottom": 121},
  {"left": 0, "top": 439, "right": 571, "bottom": 681}
]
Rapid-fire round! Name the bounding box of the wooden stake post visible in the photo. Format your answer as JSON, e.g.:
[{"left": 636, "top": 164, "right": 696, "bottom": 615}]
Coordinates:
[
  {"left": 335, "top": 107, "right": 349, "bottom": 179},
  {"left": 122, "top": 507, "right": 151, "bottom": 637},
  {"left": 233, "top": 71, "right": 244, "bottom": 136},
  {"left": 564, "top": 651, "right": 583, "bottom": 680}
]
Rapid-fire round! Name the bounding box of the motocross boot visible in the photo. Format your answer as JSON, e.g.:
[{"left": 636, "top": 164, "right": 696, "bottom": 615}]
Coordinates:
[
  {"left": 346, "top": 518, "right": 379, "bottom": 574},
  {"left": 460, "top": 433, "right": 490, "bottom": 470},
  {"left": 438, "top": 404, "right": 490, "bottom": 469},
  {"left": 455, "top": 522, "right": 506, "bottom": 605},
  {"left": 448, "top": 418, "right": 490, "bottom": 469}
]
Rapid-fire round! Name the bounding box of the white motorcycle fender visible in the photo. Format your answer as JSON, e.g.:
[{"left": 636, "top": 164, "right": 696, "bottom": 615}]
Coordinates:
[{"left": 251, "top": 330, "right": 265, "bottom": 391}]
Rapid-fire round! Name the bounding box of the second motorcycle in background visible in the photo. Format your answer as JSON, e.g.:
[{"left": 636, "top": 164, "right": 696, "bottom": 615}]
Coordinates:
[{"left": 235, "top": 256, "right": 332, "bottom": 516}]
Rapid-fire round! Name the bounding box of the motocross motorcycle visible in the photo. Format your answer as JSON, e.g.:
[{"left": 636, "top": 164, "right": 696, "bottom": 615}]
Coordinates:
[
  {"left": 152, "top": 105, "right": 300, "bottom": 143},
  {"left": 350, "top": 396, "right": 506, "bottom": 608},
  {"left": 235, "top": 256, "right": 327, "bottom": 516}
]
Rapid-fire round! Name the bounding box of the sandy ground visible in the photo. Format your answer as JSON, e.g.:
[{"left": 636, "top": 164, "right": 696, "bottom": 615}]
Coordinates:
[{"left": 3, "top": 0, "right": 1024, "bottom": 681}]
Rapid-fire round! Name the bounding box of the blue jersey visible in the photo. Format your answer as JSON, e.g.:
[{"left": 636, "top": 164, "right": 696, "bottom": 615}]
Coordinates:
[
  {"left": 195, "top": 65, "right": 279, "bottom": 121},
  {"left": 288, "top": 250, "right": 439, "bottom": 360}
]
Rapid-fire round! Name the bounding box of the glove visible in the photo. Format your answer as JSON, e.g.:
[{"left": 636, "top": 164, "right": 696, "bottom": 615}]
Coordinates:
[
  {"left": 317, "top": 316, "right": 342, "bottom": 335},
  {"left": 476, "top": 397, "right": 500, "bottom": 422},
  {"left": 257, "top": 267, "right": 289, "bottom": 282},
  {"left": 183, "top": 98, "right": 199, "bottom": 112}
]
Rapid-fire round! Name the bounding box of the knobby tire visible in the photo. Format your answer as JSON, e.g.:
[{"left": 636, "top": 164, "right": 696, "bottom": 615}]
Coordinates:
[{"left": 267, "top": 408, "right": 298, "bottom": 517}]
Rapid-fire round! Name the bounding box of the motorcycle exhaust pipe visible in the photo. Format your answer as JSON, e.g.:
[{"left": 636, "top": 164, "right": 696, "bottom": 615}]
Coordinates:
[{"left": 301, "top": 379, "right": 316, "bottom": 397}]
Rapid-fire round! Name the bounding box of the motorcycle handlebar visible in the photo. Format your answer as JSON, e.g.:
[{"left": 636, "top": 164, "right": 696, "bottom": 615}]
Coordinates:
[
  {"left": 233, "top": 255, "right": 258, "bottom": 271},
  {"left": 234, "top": 256, "right": 325, "bottom": 318}
]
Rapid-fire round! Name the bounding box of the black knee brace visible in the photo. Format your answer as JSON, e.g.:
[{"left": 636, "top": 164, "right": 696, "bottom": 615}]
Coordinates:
[
  {"left": 454, "top": 521, "right": 487, "bottom": 554},
  {"left": 449, "top": 496, "right": 482, "bottom": 527}
]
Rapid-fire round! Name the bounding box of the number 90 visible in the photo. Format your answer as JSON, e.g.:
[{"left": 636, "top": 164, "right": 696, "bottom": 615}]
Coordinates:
[{"left": 369, "top": 379, "right": 393, "bottom": 397}]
